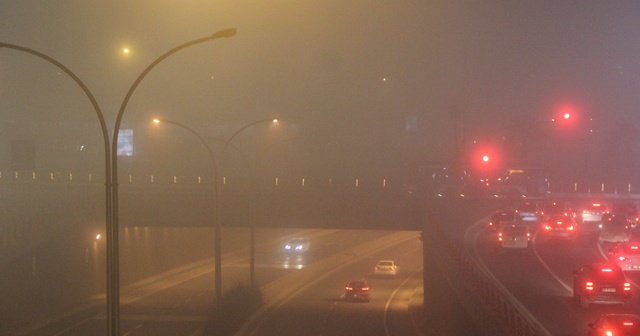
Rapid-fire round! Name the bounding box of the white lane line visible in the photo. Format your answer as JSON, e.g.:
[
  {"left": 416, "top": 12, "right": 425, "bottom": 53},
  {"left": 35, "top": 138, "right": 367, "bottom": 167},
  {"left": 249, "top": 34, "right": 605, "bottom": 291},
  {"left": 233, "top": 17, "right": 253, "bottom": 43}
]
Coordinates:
[
  {"left": 530, "top": 231, "right": 573, "bottom": 293},
  {"left": 383, "top": 267, "right": 423, "bottom": 336}
]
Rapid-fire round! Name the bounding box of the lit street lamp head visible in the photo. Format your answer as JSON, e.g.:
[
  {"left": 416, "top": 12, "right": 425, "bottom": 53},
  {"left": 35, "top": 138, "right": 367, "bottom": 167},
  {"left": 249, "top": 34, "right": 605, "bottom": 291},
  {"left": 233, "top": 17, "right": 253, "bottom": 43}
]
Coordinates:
[{"left": 211, "top": 28, "right": 237, "bottom": 39}]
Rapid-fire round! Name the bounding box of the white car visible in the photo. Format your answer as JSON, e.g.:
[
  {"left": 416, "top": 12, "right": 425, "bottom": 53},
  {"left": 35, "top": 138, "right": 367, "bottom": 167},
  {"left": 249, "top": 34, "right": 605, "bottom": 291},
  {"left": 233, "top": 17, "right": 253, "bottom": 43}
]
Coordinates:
[
  {"left": 284, "top": 238, "right": 310, "bottom": 253},
  {"left": 374, "top": 260, "right": 399, "bottom": 277}
]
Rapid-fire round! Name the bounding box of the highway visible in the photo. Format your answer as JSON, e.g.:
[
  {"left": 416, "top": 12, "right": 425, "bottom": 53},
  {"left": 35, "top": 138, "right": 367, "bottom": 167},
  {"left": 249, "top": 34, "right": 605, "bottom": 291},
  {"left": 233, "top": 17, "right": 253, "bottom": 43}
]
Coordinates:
[
  {"left": 7, "top": 193, "right": 639, "bottom": 336},
  {"left": 460, "top": 198, "right": 640, "bottom": 336},
  {"left": 3, "top": 226, "right": 426, "bottom": 336}
]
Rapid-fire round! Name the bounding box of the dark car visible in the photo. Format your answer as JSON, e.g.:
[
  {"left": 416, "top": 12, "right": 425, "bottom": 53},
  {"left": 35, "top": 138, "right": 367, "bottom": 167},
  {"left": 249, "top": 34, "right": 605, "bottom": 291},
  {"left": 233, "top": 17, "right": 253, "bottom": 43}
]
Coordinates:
[
  {"left": 488, "top": 210, "right": 517, "bottom": 232},
  {"left": 610, "top": 203, "right": 640, "bottom": 229},
  {"left": 599, "top": 213, "right": 632, "bottom": 244},
  {"left": 588, "top": 313, "right": 640, "bottom": 336},
  {"left": 344, "top": 280, "right": 371, "bottom": 302},
  {"left": 541, "top": 214, "right": 577, "bottom": 240},
  {"left": 573, "top": 263, "right": 631, "bottom": 308},
  {"left": 496, "top": 224, "right": 531, "bottom": 250}
]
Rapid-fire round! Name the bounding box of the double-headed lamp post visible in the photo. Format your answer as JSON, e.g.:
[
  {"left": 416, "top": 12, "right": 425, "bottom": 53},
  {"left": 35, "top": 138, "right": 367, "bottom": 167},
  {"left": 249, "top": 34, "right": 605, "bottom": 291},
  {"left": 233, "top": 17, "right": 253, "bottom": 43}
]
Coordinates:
[
  {"left": 111, "top": 28, "right": 236, "bottom": 334},
  {"left": 153, "top": 117, "right": 278, "bottom": 306}
]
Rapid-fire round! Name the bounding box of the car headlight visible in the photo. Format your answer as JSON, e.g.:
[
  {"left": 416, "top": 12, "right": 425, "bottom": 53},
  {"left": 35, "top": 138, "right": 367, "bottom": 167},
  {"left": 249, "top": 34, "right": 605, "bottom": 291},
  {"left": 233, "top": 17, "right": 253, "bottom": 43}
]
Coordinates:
[{"left": 285, "top": 245, "right": 291, "bottom": 250}]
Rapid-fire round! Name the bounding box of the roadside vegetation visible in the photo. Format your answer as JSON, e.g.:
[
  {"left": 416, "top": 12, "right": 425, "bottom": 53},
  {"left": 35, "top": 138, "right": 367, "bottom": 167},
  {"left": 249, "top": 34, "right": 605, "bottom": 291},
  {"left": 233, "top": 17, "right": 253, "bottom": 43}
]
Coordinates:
[{"left": 204, "top": 283, "right": 263, "bottom": 336}]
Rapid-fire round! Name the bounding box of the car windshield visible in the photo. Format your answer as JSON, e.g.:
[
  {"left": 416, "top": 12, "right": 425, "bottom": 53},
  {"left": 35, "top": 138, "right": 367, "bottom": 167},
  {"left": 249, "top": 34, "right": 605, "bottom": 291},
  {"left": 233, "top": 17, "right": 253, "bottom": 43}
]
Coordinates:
[
  {"left": 585, "top": 203, "right": 607, "bottom": 211},
  {"left": 349, "top": 281, "right": 367, "bottom": 288},
  {"left": 517, "top": 203, "right": 537, "bottom": 212},
  {"left": 502, "top": 226, "right": 528, "bottom": 235}
]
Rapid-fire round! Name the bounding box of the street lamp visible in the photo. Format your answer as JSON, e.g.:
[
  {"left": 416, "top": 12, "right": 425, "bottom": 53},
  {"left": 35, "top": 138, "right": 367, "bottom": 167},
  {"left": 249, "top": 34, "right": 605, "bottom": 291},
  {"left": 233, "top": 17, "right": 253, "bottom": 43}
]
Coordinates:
[
  {"left": 219, "top": 119, "right": 278, "bottom": 288},
  {"left": 0, "top": 42, "right": 114, "bottom": 333},
  {"left": 111, "top": 28, "right": 236, "bottom": 334},
  {"left": 152, "top": 117, "right": 277, "bottom": 305}
]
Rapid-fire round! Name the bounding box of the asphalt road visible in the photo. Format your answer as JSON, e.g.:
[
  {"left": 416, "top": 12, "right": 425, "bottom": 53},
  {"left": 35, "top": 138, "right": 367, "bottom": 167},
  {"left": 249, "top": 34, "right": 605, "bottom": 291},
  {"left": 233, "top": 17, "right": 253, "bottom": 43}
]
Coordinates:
[{"left": 2, "top": 227, "right": 424, "bottom": 336}]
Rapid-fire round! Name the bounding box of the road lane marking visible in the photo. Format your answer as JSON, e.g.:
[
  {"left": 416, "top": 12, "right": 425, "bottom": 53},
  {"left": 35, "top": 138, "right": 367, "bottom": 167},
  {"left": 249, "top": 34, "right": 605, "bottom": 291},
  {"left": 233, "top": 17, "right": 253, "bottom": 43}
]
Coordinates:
[{"left": 383, "top": 267, "right": 423, "bottom": 336}]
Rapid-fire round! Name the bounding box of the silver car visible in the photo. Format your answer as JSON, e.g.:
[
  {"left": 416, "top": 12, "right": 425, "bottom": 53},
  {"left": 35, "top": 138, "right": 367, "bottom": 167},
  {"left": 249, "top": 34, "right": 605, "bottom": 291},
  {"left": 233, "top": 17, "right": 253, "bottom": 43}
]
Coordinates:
[{"left": 609, "top": 243, "right": 640, "bottom": 271}]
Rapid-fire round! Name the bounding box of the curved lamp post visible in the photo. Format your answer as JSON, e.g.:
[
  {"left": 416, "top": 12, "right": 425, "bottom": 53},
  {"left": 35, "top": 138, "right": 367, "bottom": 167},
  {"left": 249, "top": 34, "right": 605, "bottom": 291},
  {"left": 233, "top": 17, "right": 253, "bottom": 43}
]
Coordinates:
[
  {"left": 154, "top": 117, "right": 277, "bottom": 294},
  {"left": 111, "top": 28, "right": 236, "bottom": 334},
  {"left": 0, "top": 42, "right": 114, "bottom": 333}
]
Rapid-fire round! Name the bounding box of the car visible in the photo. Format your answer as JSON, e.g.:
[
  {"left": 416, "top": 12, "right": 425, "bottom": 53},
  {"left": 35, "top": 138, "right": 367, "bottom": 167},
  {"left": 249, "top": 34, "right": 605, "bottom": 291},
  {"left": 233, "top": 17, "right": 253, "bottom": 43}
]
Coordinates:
[
  {"left": 582, "top": 202, "right": 608, "bottom": 224},
  {"left": 488, "top": 209, "right": 517, "bottom": 232},
  {"left": 344, "top": 280, "right": 371, "bottom": 302},
  {"left": 608, "top": 242, "right": 640, "bottom": 272},
  {"left": 610, "top": 203, "right": 640, "bottom": 229},
  {"left": 587, "top": 314, "right": 640, "bottom": 336},
  {"left": 599, "top": 213, "right": 632, "bottom": 244},
  {"left": 284, "top": 238, "right": 310, "bottom": 253},
  {"left": 541, "top": 200, "right": 578, "bottom": 222},
  {"left": 373, "top": 260, "right": 399, "bottom": 277},
  {"left": 496, "top": 223, "right": 531, "bottom": 250},
  {"left": 515, "top": 201, "right": 540, "bottom": 223},
  {"left": 541, "top": 214, "right": 577, "bottom": 240},
  {"left": 573, "top": 263, "right": 631, "bottom": 308}
]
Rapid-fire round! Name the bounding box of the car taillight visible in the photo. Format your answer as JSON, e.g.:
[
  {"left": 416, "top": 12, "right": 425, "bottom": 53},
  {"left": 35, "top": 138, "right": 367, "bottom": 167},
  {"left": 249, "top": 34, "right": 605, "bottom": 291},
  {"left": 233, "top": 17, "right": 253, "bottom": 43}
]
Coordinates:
[
  {"left": 624, "top": 282, "right": 631, "bottom": 291},
  {"left": 362, "top": 287, "right": 369, "bottom": 291},
  {"left": 619, "top": 256, "right": 627, "bottom": 261},
  {"left": 568, "top": 226, "right": 575, "bottom": 231},
  {"left": 545, "top": 225, "right": 552, "bottom": 230},
  {"left": 498, "top": 232, "right": 503, "bottom": 241},
  {"left": 586, "top": 281, "right": 594, "bottom": 291},
  {"left": 345, "top": 286, "right": 352, "bottom": 290}
]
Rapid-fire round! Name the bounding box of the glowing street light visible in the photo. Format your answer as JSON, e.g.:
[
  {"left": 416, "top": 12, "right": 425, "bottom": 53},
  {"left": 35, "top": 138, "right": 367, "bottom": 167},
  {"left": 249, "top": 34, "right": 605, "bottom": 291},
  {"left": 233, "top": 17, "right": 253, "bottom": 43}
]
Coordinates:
[
  {"left": 152, "top": 116, "right": 276, "bottom": 304},
  {"left": 111, "top": 28, "right": 236, "bottom": 335}
]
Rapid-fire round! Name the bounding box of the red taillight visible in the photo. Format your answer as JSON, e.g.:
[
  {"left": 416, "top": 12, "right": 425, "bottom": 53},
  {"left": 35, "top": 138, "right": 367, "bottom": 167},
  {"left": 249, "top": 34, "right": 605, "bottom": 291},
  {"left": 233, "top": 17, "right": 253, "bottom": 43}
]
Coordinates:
[
  {"left": 624, "top": 282, "right": 631, "bottom": 291},
  {"left": 632, "top": 246, "right": 639, "bottom": 250},
  {"left": 345, "top": 286, "right": 352, "bottom": 291},
  {"left": 362, "top": 287, "right": 369, "bottom": 291},
  {"left": 568, "top": 226, "right": 575, "bottom": 231},
  {"left": 586, "top": 281, "right": 594, "bottom": 291},
  {"left": 619, "top": 256, "right": 627, "bottom": 261},
  {"left": 624, "top": 322, "right": 634, "bottom": 326},
  {"left": 602, "top": 268, "right": 612, "bottom": 272}
]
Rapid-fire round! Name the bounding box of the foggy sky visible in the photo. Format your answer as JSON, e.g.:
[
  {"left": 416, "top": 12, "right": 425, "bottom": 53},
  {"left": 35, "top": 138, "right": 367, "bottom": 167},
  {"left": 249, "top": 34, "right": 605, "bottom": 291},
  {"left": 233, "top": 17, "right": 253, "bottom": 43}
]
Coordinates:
[{"left": 1, "top": 1, "right": 640, "bottom": 181}]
